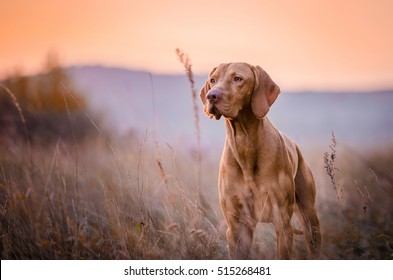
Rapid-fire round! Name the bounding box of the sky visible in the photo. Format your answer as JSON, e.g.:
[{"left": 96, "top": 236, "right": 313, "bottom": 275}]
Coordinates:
[{"left": 1, "top": 0, "right": 393, "bottom": 91}]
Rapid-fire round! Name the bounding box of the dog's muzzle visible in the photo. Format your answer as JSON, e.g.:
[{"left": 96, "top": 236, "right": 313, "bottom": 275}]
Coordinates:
[{"left": 206, "top": 89, "right": 223, "bottom": 120}]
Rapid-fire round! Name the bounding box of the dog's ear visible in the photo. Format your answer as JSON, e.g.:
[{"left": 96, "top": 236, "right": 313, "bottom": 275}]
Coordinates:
[
  {"left": 200, "top": 66, "right": 221, "bottom": 119},
  {"left": 250, "top": 65, "right": 280, "bottom": 119},
  {"left": 200, "top": 66, "right": 217, "bottom": 105}
]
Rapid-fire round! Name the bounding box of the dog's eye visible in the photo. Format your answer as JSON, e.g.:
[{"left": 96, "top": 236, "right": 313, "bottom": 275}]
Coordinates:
[
  {"left": 210, "top": 78, "right": 216, "bottom": 84},
  {"left": 234, "top": 76, "right": 242, "bottom": 82}
]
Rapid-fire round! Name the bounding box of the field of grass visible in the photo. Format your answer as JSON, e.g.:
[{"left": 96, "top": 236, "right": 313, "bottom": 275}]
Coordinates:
[
  {"left": 0, "top": 124, "right": 392, "bottom": 259},
  {"left": 0, "top": 131, "right": 226, "bottom": 259}
]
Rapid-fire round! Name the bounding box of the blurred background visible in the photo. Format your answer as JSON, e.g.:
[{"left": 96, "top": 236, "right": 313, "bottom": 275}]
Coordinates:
[{"left": 0, "top": 0, "right": 392, "bottom": 259}]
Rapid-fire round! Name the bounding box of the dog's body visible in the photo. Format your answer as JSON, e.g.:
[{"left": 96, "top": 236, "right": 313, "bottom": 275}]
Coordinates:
[{"left": 200, "top": 63, "right": 321, "bottom": 259}]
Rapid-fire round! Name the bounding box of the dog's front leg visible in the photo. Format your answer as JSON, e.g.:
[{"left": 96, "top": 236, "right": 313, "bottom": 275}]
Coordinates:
[
  {"left": 273, "top": 209, "right": 294, "bottom": 259},
  {"left": 221, "top": 194, "right": 256, "bottom": 259},
  {"left": 226, "top": 218, "right": 255, "bottom": 259}
]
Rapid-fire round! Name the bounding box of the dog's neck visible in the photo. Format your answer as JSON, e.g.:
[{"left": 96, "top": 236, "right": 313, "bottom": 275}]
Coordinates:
[
  {"left": 224, "top": 108, "right": 264, "bottom": 176},
  {"left": 225, "top": 108, "right": 262, "bottom": 139}
]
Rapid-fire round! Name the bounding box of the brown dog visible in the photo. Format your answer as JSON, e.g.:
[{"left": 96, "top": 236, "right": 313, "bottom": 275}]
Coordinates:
[{"left": 200, "top": 63, "right": 321, "bottom": 259}]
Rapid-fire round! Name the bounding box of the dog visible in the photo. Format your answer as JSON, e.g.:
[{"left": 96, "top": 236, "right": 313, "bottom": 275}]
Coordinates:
[{"left": 200, "top": 63, "right": 321, "bottom": 259}]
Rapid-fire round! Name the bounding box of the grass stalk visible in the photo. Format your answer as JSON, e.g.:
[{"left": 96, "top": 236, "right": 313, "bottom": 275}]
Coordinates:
[
  {"left": 175, "top": 48, "right": 202, "bottom": 209},
  {"left": 323, "top": 131, "right": 344, "bottom": 215}
]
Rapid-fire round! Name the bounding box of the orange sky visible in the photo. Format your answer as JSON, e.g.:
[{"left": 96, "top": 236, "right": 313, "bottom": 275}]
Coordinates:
[{"left": 1, "top": 0, "right": 393, "bottom": 90}]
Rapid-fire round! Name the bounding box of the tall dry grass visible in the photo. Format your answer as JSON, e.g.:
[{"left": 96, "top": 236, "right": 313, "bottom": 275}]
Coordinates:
[
  {"left": 176, "top": 48, "right": 202, "bottom": 213},
  {"left": 0, "top": 131, "right": 226, "bottom": 259},
  {"left": 317, "top": 137, "right": 393, "bottom": 259}
]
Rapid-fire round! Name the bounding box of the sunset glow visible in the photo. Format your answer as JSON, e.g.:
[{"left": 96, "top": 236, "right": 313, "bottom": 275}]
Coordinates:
[{"left": 1, "top": 0, "right": 393, "bottom": 90}]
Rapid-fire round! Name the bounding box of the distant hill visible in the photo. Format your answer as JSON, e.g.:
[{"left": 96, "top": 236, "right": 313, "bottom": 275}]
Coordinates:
[{"left": 67, "top": 65, "right": 393, "bottom": 152}]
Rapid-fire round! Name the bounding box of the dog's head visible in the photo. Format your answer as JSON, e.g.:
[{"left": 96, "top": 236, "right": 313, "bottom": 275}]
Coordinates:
[{"left": 200, "top": 63, "right": 280, "bottom": 120}]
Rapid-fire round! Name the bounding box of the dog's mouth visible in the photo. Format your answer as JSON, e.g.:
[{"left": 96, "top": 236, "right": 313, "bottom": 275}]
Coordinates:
[{"left": 206, "top": 102, "right": 222, "bottom": 120}]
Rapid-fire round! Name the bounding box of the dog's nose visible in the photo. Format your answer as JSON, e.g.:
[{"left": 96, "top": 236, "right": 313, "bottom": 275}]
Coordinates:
[{"left": 207, "top": 89, "right": 222, "bottom": 102}]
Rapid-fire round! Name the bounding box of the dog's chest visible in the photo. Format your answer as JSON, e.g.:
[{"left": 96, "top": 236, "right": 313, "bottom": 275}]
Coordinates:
[
  {"left": 219, "top": 153, "right": 273, "bottom": 223},
  {"left": 226, "top": 121, "right": 260, "bottom": 172},
  {"left": 221, "top": 119, "right": 276, "bottom": 222}
]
